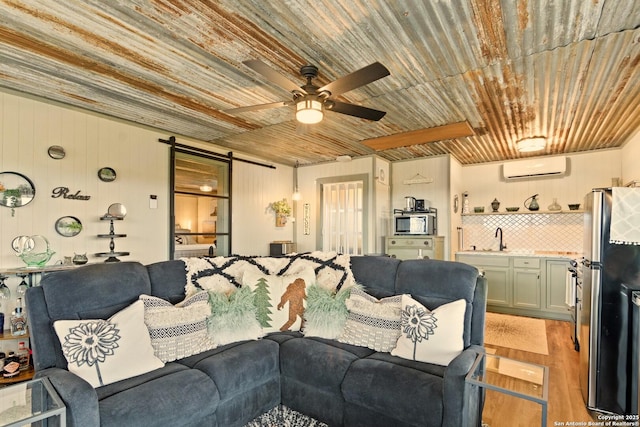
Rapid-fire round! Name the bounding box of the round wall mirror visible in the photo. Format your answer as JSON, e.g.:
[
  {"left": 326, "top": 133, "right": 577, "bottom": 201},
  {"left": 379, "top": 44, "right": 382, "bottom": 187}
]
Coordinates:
[
  {"left": 0, "top": 172, "right": 35, "bottom": 215},
  {"left": 48, "top": 145, "right": 66, "bottom": 159},
  {"left": 98, "top": 167, "right": 117, "bottom": 182}
]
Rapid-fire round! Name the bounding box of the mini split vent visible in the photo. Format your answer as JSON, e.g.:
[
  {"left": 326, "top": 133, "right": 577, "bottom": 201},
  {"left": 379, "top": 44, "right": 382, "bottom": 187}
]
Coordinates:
[{"left": 502, "top": 156, "right": 567, "bottom": 180}]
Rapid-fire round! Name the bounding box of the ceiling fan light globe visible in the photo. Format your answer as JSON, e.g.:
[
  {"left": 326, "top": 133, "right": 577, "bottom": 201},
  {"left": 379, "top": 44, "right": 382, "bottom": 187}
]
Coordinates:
[
  {"left": 516, "top": 137, "right": 546, "bottom": 152},
  {"left": 296, "top": 99, "right": 323, "bottom": 124}
]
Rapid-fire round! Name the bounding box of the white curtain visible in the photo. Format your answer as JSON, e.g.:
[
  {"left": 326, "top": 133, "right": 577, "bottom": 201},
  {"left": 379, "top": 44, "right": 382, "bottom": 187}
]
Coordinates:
[{"left": 322, "top": 180, "right": 363, "bottom": 255}]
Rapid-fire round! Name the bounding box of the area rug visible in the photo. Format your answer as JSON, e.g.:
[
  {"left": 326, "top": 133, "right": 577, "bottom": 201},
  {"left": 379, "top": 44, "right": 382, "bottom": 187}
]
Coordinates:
[
  {"left": 484, "top": 312, "right": 549, "bottom": 355},
  {"left": 243, "top": 405, "right": 328, "bottom": 427}
]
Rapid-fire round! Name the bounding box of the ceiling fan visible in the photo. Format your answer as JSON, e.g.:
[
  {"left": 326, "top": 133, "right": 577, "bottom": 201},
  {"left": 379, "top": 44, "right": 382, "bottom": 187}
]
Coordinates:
[{"left": 226, "top": 60, "right": 390, "bottom": 124}]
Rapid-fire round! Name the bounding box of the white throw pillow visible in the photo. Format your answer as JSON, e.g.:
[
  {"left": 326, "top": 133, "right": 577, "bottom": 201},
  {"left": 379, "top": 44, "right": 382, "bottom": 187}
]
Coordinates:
[
  {"left": 243, "top": 268, "right": 315, "bottom": 333},
  {"left": 391, "top": 295, "right": 466, "bottom": 366},
  {"left": 139, "top": 291, "right": 217, "bottom": 362},
  {"left": 54, "top": 300, "right": 165, "bottom": 388},
  {"left": 338, "top": 288, "right": 403, "bottom": 352}
]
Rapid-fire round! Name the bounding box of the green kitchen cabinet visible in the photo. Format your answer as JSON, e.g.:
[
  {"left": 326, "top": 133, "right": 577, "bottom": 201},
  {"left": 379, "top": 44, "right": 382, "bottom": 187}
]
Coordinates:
[
  {"left": 456, "top": 254, "right": 511, "bottom": 307},
  {"left": 546, "top": 259, "right": 571, "bottom": 314},
  {"left": 456, "top": 253, "right": 571, "bottom": 320},
  {"left": 513, "top": 257, "right": 541, "bottom": 309}
]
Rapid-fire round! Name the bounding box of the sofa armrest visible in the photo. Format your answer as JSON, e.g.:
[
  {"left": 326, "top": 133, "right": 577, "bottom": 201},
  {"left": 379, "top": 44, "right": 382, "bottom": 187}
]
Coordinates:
[
  {"left": 35, "top": 367, "right": 100, "bottom": 427},
  {"left": 442, "top": 345, "right": 484, "bottom": 427}
]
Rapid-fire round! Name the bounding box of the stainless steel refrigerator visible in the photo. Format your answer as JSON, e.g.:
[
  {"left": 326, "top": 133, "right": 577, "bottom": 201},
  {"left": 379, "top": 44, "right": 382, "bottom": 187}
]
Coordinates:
[{"left": 580, "top": 188, "right": 640, "bottom": 414}]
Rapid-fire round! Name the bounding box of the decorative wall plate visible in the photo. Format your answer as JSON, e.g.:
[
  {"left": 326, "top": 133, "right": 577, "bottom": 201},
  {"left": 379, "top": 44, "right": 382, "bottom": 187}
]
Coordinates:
[
  {"left": 0, "top": 172, "right": 35, "bottom": 215},
  {"left": 55, "top": 216, "right": 83, "bottom": 237},
  {"left": 48, "top": 145, "right": 66, "bottom": 159},
  {"left": 98, "top": 167, "right": 117, "bottom": 182}
]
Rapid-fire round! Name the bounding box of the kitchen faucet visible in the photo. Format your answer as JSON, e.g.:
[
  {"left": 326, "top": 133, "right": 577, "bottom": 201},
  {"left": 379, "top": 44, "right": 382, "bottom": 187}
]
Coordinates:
[{"left": 495, "top": 227, "right": 507, "bottom": 251}]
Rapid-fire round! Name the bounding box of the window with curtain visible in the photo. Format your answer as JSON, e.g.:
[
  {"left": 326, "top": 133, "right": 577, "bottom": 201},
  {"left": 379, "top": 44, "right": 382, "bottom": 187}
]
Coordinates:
[{"left": 321, "top": 180, "right": 364, "bottom": 255}]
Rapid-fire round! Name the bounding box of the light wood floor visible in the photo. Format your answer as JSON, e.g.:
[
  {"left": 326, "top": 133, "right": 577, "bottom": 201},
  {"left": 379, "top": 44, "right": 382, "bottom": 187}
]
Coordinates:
[{"left": 481, "top": 319, "right": 596, "bottom": 427}]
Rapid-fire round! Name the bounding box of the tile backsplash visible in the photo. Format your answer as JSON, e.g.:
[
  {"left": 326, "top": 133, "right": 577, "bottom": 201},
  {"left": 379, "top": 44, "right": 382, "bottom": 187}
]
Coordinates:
[{"left": 461, "top": 212, "right": 583, "bottom": 253}]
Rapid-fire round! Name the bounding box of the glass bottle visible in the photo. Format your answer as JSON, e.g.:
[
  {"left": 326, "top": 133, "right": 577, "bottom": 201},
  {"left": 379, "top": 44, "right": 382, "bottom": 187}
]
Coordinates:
[
  {"left": 17, "top": 341, "right": 30, "bottom": 371},
  {"left": 548, "top": 198, "right": 561, "bottom": 211},
  {"left": 10, "top": 298, "right": 27, "bottom": 336},
  {"left": 2, "top": 351, "right": 20, "bottom": 378}
]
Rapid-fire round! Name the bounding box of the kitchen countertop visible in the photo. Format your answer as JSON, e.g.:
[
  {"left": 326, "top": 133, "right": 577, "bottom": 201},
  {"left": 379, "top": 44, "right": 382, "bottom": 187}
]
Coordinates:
[{"left": 456, "top": 250, "right": 582, "bottom": 259}]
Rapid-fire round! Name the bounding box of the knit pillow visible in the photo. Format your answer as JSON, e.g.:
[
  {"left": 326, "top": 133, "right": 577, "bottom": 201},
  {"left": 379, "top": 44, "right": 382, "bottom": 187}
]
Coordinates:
[
  {"left": 54, "top": 301, "right": 164, "bottom": 388},
  {"left": 139, "top": 291, "right": 217, "bottom": 362},
  {"left": 338, "top": 288, "right": 403, "bottom": 352}
]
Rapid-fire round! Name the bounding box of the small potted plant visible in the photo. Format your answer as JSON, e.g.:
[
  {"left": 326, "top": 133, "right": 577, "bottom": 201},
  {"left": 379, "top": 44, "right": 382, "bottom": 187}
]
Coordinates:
[{"left": 270, "top": 198, "right": 292, "bottom": 227}]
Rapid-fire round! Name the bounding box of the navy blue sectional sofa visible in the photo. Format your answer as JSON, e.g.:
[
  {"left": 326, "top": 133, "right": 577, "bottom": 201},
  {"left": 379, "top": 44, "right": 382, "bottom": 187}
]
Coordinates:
[{"left": 26, "top": 256, "right": 487, "bottom": 427}]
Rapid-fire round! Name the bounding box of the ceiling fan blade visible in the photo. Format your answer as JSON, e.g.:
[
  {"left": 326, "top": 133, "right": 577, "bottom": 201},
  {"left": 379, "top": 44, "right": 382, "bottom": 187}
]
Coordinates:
[
  {"left": 317, "top": 62, "right": 390, "bottom": 96},
  {"left": 225, "top": 101, "right": 290, "bottom": 114},
  {"left": 242, "top": 59, "right": 307, "bottom": 95},
  {"left": 362, "top": 121, "right": 475, "bottom": 150},
  {"left": 327, "top": 101, "right": 386, "bottom": 121}
]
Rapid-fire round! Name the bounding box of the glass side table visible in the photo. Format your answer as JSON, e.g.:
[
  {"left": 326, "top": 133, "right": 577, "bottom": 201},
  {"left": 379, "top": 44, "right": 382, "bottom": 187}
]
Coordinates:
[
  {"left": 465, "top": 352, "right": 549, "bottom": 427},
  {"left": 0, "top": 378, "right": 66, "bottom": 427}
]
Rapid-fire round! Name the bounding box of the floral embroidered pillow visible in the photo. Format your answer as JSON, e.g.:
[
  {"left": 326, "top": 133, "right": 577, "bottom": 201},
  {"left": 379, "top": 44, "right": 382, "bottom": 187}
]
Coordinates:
[
  {"left": 391, "top": 295, "right": 466, "bottom": 366},
  {"left": 53, "top": 300, "right": 164, "bottom": 388}
]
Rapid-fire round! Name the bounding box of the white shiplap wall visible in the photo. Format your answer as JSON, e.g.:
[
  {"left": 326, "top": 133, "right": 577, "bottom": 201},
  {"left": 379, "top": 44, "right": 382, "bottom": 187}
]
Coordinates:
[
  {"left": 231, "top": 159, "right": 293, "bottom": 256},
  {"left": 294, "top": 156, "right": 390, "bottom": 254},
  {"left": 391, "top": 155, "right": 452, "bottom": 258},
  {"left": 0, "top": 89, "right": 292, "bottom": 316}
]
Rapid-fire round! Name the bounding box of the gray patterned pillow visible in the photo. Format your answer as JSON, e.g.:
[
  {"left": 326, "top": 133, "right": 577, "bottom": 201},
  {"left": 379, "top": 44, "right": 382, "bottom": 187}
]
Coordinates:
[
  {"left": 140, "top": 291, "right": 217, "bottom": 362},
  {"left": 338, "top": 288, "right": 403, "bottom": 352}
]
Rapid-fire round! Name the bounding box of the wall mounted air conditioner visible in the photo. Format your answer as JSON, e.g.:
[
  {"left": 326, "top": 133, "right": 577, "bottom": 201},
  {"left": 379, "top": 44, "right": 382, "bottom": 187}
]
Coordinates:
[{"left": 503, "top": 156, "right": 567, "bottom": 180}]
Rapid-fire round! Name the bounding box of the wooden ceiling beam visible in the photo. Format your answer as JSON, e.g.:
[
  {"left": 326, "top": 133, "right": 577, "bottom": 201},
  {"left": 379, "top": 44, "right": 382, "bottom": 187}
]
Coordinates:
[{"left": 362, "top": 121, "right": 475, "bottom": 151}]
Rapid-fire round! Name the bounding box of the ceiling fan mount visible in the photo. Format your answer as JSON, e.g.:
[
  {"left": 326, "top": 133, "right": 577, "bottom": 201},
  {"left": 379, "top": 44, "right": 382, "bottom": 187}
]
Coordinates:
[{"left": 226, "top": 59, "right": 390, "bottom": 123}]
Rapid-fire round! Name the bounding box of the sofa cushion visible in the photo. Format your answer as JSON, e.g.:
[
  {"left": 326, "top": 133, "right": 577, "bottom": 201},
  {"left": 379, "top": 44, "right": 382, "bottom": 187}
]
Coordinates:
[
  {"left": 207, "top": 286, "right": 264, "bottom": 346},
  {"left": 243, "top": 269, "right": 315, "bottom": 333},
  {"left": 189, "top": 339, "right": 280, "bottom": 401},
  {"left": 338, "top": 288, "right": 403, "bottom": 352},
  {"left": 43, "top": 262, "right": 152, "bottom": 320},
  {"left": 391, "top": 296, "right": 466, "bottom": 366},
  {"left": 140, "top": 291, "right": 216, "bottom": 362},
  {"left": 98, "top": 368, "right": 219, "bottom": 427},
  {"left": 395, "top": 259, "right": 479, "bottom": 347},
  {"left": 349, "top": 255, "right": 400, "bottom": 298},
  {"left": 53, "top": 300, "right": 164, "bottom": 387},
  {"left": 280, "top": 337, "right": 375, "bottom": 426},
  {"left": 146, "top": 260, "right": 188, "bottom": 303},
  {"left": 342, "top": 356, "right": 444, "bottom": 427}
]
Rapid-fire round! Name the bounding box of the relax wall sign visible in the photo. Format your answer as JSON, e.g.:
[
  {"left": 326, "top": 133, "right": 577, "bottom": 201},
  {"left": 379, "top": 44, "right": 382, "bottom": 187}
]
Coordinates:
[{"left": 51, "top": 187, "right": 91, "bottom": 201}]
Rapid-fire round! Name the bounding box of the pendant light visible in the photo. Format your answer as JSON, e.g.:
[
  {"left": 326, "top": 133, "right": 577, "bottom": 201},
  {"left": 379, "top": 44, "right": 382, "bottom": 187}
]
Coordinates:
[{"left": 292, "top": 161, "right": 302, "bottom": 201}]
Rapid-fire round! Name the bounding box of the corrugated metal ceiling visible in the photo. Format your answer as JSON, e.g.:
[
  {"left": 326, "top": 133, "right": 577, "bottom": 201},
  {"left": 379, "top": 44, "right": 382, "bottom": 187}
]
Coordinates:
[{"left": 0, "top": 0, "right": 638, "bottom": 166}]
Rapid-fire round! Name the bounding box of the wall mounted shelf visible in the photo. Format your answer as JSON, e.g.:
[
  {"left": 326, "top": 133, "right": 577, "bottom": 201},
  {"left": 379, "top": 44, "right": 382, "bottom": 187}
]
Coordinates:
[
  {"left": 463, "top": 210, "right": 584, "bottom": 216},
  {"left": 95, "top": 216, "right": 129, "bottom": 262}
]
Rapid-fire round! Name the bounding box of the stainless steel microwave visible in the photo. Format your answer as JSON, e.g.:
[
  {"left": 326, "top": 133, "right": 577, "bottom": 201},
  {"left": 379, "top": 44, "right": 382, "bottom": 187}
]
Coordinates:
[{"left": 394, "top": 214, "right": 436, "bottom": 235}]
